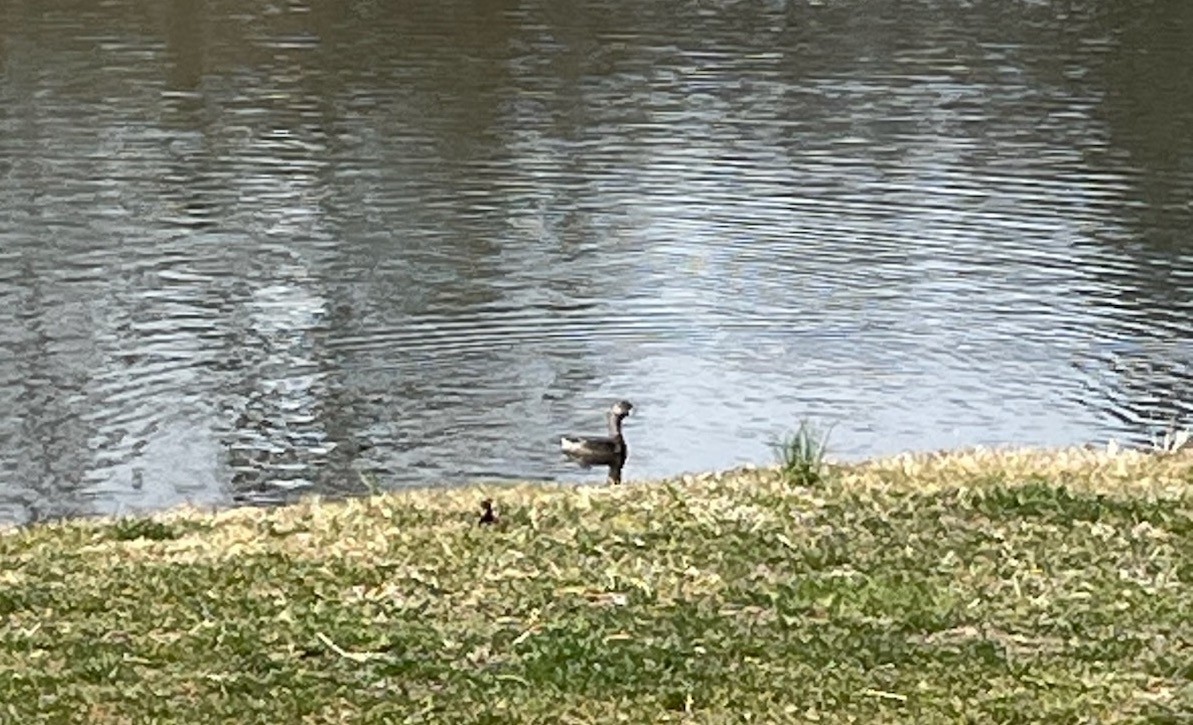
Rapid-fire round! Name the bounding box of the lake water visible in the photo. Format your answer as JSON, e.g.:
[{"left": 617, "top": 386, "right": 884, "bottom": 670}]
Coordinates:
[{"left": 2, "top": 0, "right": 1192, "bottom": 524}]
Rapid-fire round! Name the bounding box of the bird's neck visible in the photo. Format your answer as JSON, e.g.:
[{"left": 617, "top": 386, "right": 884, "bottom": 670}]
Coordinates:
[{"left": 607, "top": 413, "right": 624, "bottom": 436}]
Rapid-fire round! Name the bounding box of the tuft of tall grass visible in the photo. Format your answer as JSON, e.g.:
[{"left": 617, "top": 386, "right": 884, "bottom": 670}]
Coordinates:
[{"left": 771, "top": 420, "right": 832, "bottom": 486}]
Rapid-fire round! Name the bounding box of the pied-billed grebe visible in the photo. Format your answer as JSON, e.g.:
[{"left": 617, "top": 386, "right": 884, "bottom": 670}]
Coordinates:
[{"left": 560, "top": 400, "right": 633, "bottom": 484}]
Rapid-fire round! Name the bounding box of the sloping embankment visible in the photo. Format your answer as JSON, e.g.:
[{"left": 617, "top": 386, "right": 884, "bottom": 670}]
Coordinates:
[{"left": 1, "top": 446, "right": 1190, "bottom": 723}]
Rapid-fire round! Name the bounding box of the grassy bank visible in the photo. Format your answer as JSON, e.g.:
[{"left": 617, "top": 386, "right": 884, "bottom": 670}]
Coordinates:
[{"left": 1, "top": 447, "right": 1190, "bottom": 723}]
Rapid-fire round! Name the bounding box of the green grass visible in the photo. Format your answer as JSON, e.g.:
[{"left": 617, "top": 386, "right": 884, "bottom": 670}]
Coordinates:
[
  {"left": 772, "top": 421, "right": 832, "bottom": 487},
  {"left": 1, "top": 446, "right": 1191, "bottom": 723}
]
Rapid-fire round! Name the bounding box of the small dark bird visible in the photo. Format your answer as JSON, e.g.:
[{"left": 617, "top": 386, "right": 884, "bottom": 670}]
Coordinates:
[
  {"left": 560, "top": 400, "right": 634, "bottom": 484},
  {"left": 478, "top": 499, "right": 498, "bottom": 525}
]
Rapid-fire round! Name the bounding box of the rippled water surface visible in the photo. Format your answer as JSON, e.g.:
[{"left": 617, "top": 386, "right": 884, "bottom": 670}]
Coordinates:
[{"left": 2, "top": 0, "right": 1192, "bottom": 524}]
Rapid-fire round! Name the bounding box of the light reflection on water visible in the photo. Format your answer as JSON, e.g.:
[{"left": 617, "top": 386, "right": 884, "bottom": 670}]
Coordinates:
[{"left": 0, "top": 0, "right": 1191, "bottom": 524}]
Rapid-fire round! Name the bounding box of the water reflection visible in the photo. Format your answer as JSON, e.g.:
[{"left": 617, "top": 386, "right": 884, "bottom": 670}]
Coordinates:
[{"left": 1, "top": 0, "right": 1191, "bottom": 525}]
